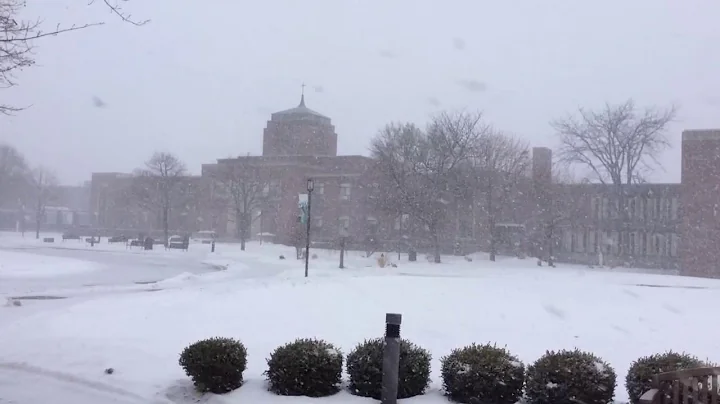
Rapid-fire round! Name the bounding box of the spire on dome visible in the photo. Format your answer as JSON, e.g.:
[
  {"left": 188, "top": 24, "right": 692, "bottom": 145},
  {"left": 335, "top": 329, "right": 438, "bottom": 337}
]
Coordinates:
[{"left": 299, "top": 83, "right": 306, "bottom": 107}]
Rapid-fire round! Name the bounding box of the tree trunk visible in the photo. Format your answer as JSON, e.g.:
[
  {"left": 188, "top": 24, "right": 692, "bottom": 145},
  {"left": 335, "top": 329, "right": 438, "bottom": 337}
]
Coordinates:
[
  {"left": 240, "top": 224, "right": 246, "bottom": 251},
  {"left": 433, "top": 232, "right": 441, "bottom": 263},
  {"left": 487, "top": 186, "right": 496, "bottom": 262},
  {"left": 35, "top": 203, "right": 41, "bottom": 239},
  {"left": 339, "top": 237, "right": 345, "bottom": 268},
  {"left": 235, "top": 209, "right": 247, "bottom": 251},
  {"left": 162, "top": 206, "right": 169, "bottom": 246},
  {"left": 547, "top": 228, "right": 554, "bottom": 267},
  {"left": 489, "top": 231, "right": 497, "bottom": 261}
]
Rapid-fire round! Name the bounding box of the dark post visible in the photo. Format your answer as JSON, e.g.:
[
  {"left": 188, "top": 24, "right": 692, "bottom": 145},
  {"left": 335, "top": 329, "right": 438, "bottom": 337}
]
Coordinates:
[
  {"left": 304, "top": 178, "right": 314, "bottom": 278},
  {"left": 211, "top": 240, "right": 215, "bottom": 253},
  {"left": 339, "top": 236, "right": 346, "bottom": 269},
  {"left": 382, "top": 313, "right": 402, "bottom": 404}
]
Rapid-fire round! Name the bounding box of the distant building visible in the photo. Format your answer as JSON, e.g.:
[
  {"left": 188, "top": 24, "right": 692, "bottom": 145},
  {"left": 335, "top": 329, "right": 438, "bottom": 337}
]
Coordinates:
[{"left": 88, "top": 93, "right": 720, "bottom": 278}]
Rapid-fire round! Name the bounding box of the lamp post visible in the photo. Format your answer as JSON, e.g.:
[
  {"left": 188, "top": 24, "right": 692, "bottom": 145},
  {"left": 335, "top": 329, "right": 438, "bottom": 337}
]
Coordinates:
[{"left": 305, "top": 178, "right": 314, "bottom": 277}]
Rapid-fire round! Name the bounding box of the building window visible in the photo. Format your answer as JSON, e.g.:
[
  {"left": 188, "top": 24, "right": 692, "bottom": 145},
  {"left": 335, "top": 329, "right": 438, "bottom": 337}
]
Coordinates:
[
  {"left": 394, "top": 214, "right": 409, "bottom": 231},
  {"left": 605, "top": 231, "right": 612, "bottom": 254},
  {"left": 338, "top": 216, "right": 350, "bottom": 232},
  {"left": 591, "top": 197, "right": 599, "bottom": 220},
  {"left": 316, "top": 183, "right": 325, "bottom": 195},
  {"left": 340, "top": 183, "right": 351, "bottom": 200},
  {"left": 670, "top": 233, "right": 679, "bottom": 257},
  {"left": 314, "top": 217, "right": 323, "bottom": 228},
  {"left": 671, "top": 197, "right": 678, "bottom": 220},
  {"left": 629, "top": 198, "right": 636, "bottom": 219},
  {"left": 655, "top": 198, "right": 661, "bottom": 219},
  {"left": 602, "top": 198, "right": 609, "bottom": 219}
]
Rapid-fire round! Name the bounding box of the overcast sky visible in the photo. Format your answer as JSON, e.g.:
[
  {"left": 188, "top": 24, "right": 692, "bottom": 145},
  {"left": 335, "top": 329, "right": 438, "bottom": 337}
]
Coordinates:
[{"left": 2, "top": 0, "right": 719, "bottom": 185}]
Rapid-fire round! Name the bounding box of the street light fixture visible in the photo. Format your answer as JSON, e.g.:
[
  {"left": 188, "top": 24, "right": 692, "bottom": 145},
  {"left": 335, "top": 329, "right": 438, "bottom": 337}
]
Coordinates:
[{"left": 305, "top": 178, "right": 314, "bottom": 277}]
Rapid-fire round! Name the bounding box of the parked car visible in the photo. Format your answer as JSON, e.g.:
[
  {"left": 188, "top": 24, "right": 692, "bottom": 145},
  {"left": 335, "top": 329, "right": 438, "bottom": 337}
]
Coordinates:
[
  {"left": 192, "top": 230, "right": 216, "bottom": 244},
  {"left": 62, "top": 233, "right": 81, "bottom": 241},
  {"left": 168, "top": 235, "right": 186, "bottom": 250}
]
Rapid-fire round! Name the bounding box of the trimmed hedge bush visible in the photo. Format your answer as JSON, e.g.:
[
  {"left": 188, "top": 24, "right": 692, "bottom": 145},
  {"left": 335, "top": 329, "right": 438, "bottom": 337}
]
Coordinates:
[
  {"left": 178, "top": 337, "right": 248, "bottom": 394},
  {"left": 265, "top": 338, "right": 343, "bottom": 397},
  {"left": 346, "top": 338, "right": 431, "bottom": 399},
  {"left": 625, "top": 351, "right": 705, "bottom": 404},
  {"left": 440, "top": 343, "right": 525, "bottom": 404},
  {"left": 525, "top": 349, "right": 616, "bottom": 404}
]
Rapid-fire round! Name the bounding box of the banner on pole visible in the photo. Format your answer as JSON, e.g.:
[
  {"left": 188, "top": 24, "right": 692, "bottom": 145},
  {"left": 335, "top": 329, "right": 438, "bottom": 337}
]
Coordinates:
[{"left": 298, "top": 194, "right": 309, "bottom": 224}]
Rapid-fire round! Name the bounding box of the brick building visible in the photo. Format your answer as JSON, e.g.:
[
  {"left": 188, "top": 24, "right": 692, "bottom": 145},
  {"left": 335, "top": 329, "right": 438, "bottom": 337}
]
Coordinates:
[{"left": 88, "top": 95, "right": 720, "bottom": 277}]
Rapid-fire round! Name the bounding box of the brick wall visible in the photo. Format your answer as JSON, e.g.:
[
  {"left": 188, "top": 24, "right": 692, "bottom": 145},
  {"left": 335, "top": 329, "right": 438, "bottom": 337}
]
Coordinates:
[{"left": 680, "top": 129, "right": 720, "bottom": 277}]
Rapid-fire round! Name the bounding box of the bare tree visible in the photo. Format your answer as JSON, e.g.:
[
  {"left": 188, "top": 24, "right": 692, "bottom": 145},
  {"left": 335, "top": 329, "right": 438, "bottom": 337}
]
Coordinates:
[
  {"left": 0, "top": 0, "right": 146, "bottom": 114},
  {"left": 132, "top": 152, "right": 187, "bottom": 244},
  {"left": 469, "top": 132, "right": 530, "bottom": 261},
  {"left": 551, "top": 99, "right": 676, "bottom": 253},
  {"left": 371, "top": 111, "right": 487, "bottom": 263},
  {"left": 533, "top": 166, "right": 586, "bottom": 267},
  {"left": 0, "top": 143, "right": 30, "bottom": 203},
  {"left": 213, "top": 159, "right": 267, "bottom": 250},
  {"left": 30, "top": 166, "right": 57, "bottom": 239}
]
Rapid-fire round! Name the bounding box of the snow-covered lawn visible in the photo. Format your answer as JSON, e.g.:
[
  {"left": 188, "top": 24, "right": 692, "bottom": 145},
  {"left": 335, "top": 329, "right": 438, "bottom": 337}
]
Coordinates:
[{"left": 0, "top": 235, "right": 718, "bottom": 403}]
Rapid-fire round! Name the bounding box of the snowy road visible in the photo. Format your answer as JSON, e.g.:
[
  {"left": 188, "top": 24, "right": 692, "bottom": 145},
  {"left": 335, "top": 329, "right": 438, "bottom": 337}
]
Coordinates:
[
  {"left": 0, "top": 244, "right": 219, "bottom": 297},
  {"left": 0, "top": 363, "right": 162, "bottom": 404}
]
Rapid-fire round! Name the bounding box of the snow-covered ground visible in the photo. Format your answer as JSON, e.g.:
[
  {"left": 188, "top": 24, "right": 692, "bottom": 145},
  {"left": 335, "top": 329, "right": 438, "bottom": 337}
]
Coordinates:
[{"left": 0, "top": 231, "right": 718, "bottom": 404}]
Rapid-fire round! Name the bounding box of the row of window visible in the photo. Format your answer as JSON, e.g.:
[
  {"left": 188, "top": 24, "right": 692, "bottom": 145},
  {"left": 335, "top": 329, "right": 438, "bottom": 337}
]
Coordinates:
[
  {"left": 560, "top": 229, "right": 679, "bottom": 257},
  {"left": 312, "top": 215, "right": 378, "bottom": 232},
  {"left": 590, "top": 196, "right": 678, "bottom": 221},
  {"left": 269, "top": 182, "right": 354, "bottom": 200}
]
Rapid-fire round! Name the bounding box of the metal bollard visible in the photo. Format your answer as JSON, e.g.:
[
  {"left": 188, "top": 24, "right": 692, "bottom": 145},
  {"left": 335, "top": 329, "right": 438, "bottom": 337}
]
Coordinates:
[{"left": 382, "top": 313, "right": 402, "bottom": 404}]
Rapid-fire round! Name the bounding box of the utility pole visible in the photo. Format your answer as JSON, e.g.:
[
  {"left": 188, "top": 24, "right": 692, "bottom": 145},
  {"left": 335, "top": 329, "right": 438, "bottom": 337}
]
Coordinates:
[{"left": 304, "top": 178, "right": 314, "bottom": 277}]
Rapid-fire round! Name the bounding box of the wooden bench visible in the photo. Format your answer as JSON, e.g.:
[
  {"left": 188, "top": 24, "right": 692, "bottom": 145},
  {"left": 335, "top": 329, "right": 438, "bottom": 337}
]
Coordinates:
[{"left": 640, "top": 367, "right": 720, "bottom": 404}]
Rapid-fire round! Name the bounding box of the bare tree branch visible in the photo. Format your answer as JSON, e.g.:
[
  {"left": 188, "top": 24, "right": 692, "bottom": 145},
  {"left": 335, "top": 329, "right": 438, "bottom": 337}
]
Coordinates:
[
  {"left": 90, "top": 0, "right": 149, "bottom": 26},
  {"left": 131, "top": 152, "right": 187, "bottom": 243},
  {"left": 0, "top": 142, "right": 30, "bottom": 203},
  {"left": 551, "top": 99, "right": 676, "bottom": 255},
  {"left": 533, "top": 163, "right": 587, "bottom": 266},
  {"left": 211, "top": 157, "right": 268, "bottom": 250},
  {"left": 0, "top": 0, "right": 146, "bottom": 114},
  {"left": 371, "top": 111, "right": 488, "bottom": 263},
  {"left": 30, "top": 165, "right": 58, "bottom": 239},
  {"left": 551, "top": 99, "right": 676, "bottom": 186},
  {"left": 467, "top": 131, "right": 530, "bottom": 261}
]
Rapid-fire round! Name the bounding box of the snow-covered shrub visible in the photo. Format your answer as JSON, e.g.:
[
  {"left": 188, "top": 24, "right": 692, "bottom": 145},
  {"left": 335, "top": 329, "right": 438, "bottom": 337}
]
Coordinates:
[
  {"left": 346, "top": 338, "right": 431, "bottom": 399},
  {"left": 440, "top": 343, "right": 525, "bottom": 404},
  {"left": 525, "top": 349, "right": 616, "bottom": 404},
  {"left": 265, "top": 338, "right": 343, "bottom": 397},
  {"left": 178, "top": 337, "right": 248, "bottom": 394},
  {"left": 625, "top": 351, "right": 705, "bottom": 404}
]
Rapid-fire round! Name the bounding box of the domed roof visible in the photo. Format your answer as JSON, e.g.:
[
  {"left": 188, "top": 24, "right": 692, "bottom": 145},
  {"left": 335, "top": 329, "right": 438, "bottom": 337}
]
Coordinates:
[{"left": 271, "top": 95, "right": 331, "bottom": 124}]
